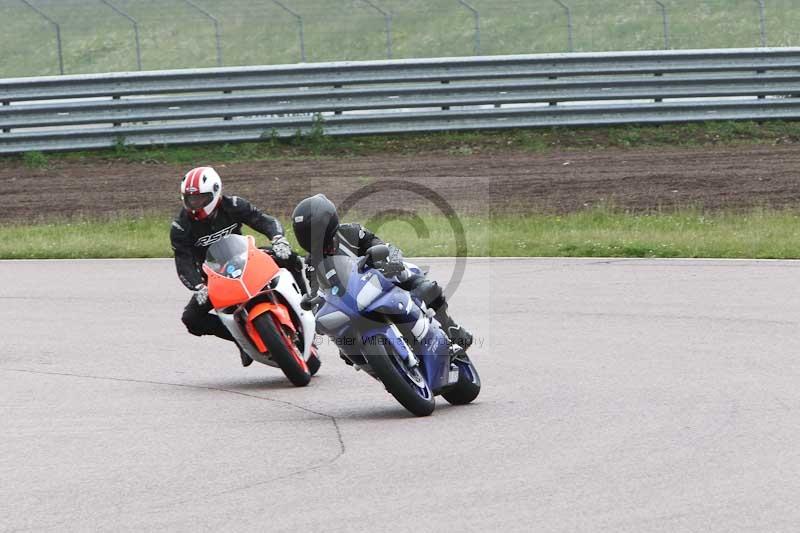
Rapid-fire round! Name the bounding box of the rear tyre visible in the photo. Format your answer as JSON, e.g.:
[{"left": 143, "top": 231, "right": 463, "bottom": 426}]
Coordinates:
[
  {"left": 442, "top": 355, "right": 481, "bottom": 405},
  {"left": 252, "top": 314, "right": 311, "bottom": 387},
  {"left": 363, "top": 341, "right": 435, "bottom": 417}
]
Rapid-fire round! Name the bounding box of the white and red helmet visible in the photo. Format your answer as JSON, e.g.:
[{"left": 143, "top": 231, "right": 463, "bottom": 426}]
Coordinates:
[{"left": 181, "top": 166, "right": 222, "bottom": 220}]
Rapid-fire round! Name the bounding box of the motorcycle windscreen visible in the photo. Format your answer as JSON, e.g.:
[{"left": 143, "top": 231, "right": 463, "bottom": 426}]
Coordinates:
[
  {"left": 205, "top": 234, "right": 248, "bottom": 279},
  {"left": 316, "top": 255, "right": 357, "bottom": 296}
]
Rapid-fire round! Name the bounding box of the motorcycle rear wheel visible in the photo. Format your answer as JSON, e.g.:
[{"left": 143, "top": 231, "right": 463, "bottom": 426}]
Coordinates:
[
  {"left": 363, "top": 342, "right": 435, "bottom": 417},
  {"left": 253, "top": 314, "right": 311, "bottom": 387}
]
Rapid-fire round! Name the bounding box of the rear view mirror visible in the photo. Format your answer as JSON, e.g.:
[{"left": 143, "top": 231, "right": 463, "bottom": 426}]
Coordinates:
[{"left": 366, "top": 244, "right": 390, "bottom": 263}]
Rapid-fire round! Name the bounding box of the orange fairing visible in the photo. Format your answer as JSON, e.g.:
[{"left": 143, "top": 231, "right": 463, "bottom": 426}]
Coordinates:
[
  {"left": 203, "top": 236, "right": 280, "bottom": 309},
  {"left": 245, "top": 320, "right": 268, "bottom": 353},
  {"left": 250, "top": 301, "right": 294, "bottom": 330}
]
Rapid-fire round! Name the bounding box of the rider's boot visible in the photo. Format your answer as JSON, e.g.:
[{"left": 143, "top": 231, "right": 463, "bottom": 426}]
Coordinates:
[
  {"left": 339, "top": 350, "right": 354, "bottom": 366},
  {"left": 435, "top": 305, "right": 473, "bottom": 351},
  {"left": 208, "top": 322, "right": 252, "bottom": 366},
  {"left": 236, "top": 343, "right": 253, "bottom": 367},
  {"left": 449, "top": 342, "right": 469, "bottom": 362}
]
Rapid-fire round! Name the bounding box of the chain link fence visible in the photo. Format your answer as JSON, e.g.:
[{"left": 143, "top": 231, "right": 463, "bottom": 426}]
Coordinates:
[{"left": 2, "top": 0, "right": 799, "bottom": 78}]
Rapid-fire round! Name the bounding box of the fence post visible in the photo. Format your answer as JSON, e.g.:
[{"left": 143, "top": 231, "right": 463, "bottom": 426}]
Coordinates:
[
  {"left": 19, "top": 0, "right": 64, "bottom": 75},
  {"left": 181, "top": 0, "right": 223, "bottom": 66},
  {"left": 457, "top": 0, "right": 480, "bottom": 55},
  {"left": 552, "top": 0, "right": 574, "bottom": 52},
  {"left": 100, "top": 0, "right": 142, "bottom": 70},
  {"left": 754, "top": 0, "right": 767, "bottom": 99},
  {"left": 653, "top": 0, "right": 670, "bottom": 50},
  {"left": 359, "top": 0, "right": 393, "bottom": 59},
  {"left": 269, "top": 0, "right": 306, "bottom": 62},
  {"left": 755, "top": 0, "right": 766, "bottom": 47}
]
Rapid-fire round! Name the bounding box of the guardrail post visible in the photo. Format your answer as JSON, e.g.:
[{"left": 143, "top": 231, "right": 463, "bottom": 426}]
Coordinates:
[
  {"left": 333, "top": 84, "right": 343, "bottom": 115},
  {"left": 223, "top": 90, "right": 233, "bottom": 120},
  {"left": 755, "top": 0, "right": 767, "bottom": 47},
  {"left": 552, "top": 0, "right": 574, "bottom": 52},
  {"left": 2, "top": 101, "right": 9, "bottom": 133},
  {"left": 100, "top": 0, "right": 142, "bottom": 70},
  {"left": 359, "top": 0, "right": 393, "bottom": 59},
  {"left": 19, "top": 0, "right": 64, "bottom": 75},
  {"left": 457, "top": 0, "right": 480, "bottom": 55},
  {"left": 653, "top": 1, "right": 670, "bottom": 50},
  {"left": 269, "top": 0, "right": 306, "bottom": 62},
  {"left": 111, "top": 95, "right": 122, "bottom": 126},
  {"left": 653, "top": 71, "right": 664, "bottom": 103},
  {"left": 182, "top": 0, "right": 223, "bottom": 66}
]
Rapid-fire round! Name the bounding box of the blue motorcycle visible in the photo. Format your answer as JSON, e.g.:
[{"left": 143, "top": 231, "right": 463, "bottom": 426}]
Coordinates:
[{"left": 304, "top": 245, "right": 480, "bottom": 416}]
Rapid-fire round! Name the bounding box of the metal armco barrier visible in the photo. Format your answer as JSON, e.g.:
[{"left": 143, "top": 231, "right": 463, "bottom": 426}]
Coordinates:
[{"left": 1, "top": 48, "right": 799, "bottom": 154}]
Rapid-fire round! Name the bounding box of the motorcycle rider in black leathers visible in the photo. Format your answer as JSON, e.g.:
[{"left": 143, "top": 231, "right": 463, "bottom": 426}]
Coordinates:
[
  {"left": 171, "top": 166, "right": 307, "bottom": 367},
  {"left": 291, "top": 193, "right": 473, "bottom": 353}
]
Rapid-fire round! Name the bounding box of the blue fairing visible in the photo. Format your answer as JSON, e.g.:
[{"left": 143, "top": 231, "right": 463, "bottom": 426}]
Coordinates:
[
  {"left": 360, "top": 322, "right": 450, "bottom": 388},
  {"left": 314, "top": 259, "right": 452, "bottom": 391}
]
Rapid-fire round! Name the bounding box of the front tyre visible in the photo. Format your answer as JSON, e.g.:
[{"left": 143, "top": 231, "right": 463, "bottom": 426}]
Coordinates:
[
  {"left": 364, "top": 342, "right": 435, "bottom": 417},
  {"left": 252, "top": 314, "right": 311, "bottom": 387},
  {"left": 442, "top": 355, "right": 481, "bottom": 405}
]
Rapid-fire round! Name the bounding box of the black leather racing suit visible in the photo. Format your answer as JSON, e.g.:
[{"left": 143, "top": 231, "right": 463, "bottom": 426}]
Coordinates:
[{"left": 171, "top": 195, "right": 305, "bottom": 341}]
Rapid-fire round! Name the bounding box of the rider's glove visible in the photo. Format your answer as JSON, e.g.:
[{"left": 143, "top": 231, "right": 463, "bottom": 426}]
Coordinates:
[
  {"left": 193, "top": 284, "right": 209, "bottom": 306},
  {"left": 271, "top": 235, "right": 292, "bottom": 260},
  {"left": 379, "top": 245, "right": 405, "bottom": 277}
]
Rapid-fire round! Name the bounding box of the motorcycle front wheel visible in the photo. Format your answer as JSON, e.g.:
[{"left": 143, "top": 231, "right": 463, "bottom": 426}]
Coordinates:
[
  {"left": 252, "top": 314, "right": 311, "bottom": 387},
  {"left": 363, "top": 341, "right": 435, "bottom": 417}
]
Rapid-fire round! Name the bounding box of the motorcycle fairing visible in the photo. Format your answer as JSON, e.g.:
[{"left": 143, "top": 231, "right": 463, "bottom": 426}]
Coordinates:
[
  {"left": 238, "top": 270, "right": 315, "bottom": 360},
  {"left": 270, "top": 269, "right": 317, "bottom": 359},
  {"left": 203, "top": 235, "right": 279, "bottom": 309},
  {"left": 316, "top": 264, "right": 452, "bottom": 391},
  {"left": 205, "top": 235, "right": 316, "bottom": 366}
]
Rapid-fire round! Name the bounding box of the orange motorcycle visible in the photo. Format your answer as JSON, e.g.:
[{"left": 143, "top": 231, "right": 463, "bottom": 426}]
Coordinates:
[{"left": 203, "top": 234, "right": 319, "bottom": 386}]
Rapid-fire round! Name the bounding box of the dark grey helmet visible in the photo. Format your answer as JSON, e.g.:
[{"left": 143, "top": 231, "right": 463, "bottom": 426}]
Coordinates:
[{"left": 292, "top": 194, "right": 339, "bottom": 255}]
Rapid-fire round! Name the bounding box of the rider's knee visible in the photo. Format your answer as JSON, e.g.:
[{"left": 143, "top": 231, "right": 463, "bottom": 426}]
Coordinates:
[
  {"left": 181, "top": 310, "right": 204, "bottom": 336},
  {"left": 412, "top": 278, "right": 446, "bottom": 310}
]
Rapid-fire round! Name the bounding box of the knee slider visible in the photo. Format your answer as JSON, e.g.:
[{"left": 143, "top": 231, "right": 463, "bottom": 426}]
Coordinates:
[{"left": 181, "top": 311, "right": 204, "bottom": 337}]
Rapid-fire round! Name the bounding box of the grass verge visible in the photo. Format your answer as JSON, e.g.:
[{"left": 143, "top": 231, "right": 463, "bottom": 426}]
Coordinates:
[
  {"left": 6, "top": 121, "right": 800, "bottom": 167},
  {"left": 2, "top": 209, "right": 799, "bottom": 260}
]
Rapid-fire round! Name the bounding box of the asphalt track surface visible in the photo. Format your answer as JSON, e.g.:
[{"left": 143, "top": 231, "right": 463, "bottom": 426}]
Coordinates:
[{"left": 2, "top": 257, "right": 799, "bottom": 532}]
